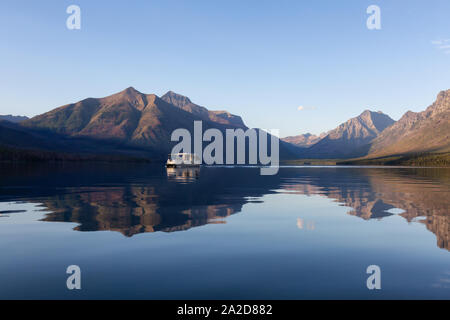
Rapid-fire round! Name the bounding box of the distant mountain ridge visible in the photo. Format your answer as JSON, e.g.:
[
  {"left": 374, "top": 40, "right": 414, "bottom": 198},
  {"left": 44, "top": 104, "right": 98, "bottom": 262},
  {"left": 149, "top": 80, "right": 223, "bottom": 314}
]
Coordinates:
[
  {"left": 0, "top": 115, "right": 29, "bottom": 123},
  {"left": 299, "top": 110, "right": 395, "bottom": 158},
  {"left": 282, "top": 132, "right": 326, "bottom": 148}
]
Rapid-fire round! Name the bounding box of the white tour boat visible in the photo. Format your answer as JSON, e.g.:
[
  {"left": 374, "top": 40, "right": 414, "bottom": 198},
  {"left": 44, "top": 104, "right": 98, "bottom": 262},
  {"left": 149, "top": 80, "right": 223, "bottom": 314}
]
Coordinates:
[{"left": 166, "top": 153, "right": 201, "bottom": 168}]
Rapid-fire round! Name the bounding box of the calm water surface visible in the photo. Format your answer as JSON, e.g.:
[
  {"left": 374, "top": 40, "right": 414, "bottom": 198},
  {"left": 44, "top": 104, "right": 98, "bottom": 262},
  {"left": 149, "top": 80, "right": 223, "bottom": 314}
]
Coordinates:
[{"left": 0, "top": 164, "right": 449, "bottom": 299}]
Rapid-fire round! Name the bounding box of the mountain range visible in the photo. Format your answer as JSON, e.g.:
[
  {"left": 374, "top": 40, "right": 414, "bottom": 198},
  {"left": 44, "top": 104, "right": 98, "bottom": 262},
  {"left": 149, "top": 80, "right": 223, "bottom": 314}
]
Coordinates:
[
  {"left": 1, "top": 87, "right": 296, "bottom": 161},
  {"left": 1, "top": 87, "right": 449, "bottom": 163},
  {"left": 282, "top": 90, "right": 450, "bottom": 161}
]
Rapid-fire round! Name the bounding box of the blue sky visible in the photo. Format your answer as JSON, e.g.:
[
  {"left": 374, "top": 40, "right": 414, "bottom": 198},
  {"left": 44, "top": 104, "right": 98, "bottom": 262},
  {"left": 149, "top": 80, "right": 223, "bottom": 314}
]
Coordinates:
[{"left": 1, "top": 0, "right": 450, "bottom": 137}]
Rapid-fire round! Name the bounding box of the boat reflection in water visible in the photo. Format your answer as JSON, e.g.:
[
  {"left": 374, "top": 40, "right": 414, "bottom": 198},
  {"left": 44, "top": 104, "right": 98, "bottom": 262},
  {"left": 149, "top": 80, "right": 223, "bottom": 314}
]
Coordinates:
[{"left": 166, "top": 167, "right": 200, "bottom": 183}]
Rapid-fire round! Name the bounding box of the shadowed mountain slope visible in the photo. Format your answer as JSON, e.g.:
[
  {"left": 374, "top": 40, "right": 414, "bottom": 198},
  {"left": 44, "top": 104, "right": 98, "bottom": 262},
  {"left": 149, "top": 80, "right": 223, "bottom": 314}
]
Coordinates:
[{"left": 0, "top": 120, "right": 156, "bottom": 161}]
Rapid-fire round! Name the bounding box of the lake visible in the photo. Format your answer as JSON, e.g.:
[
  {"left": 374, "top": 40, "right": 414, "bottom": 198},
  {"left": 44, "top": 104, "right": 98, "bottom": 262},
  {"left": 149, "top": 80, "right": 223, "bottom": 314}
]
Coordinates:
[{"left": 0, "top": 163, "right": 449, "bottom": 299}]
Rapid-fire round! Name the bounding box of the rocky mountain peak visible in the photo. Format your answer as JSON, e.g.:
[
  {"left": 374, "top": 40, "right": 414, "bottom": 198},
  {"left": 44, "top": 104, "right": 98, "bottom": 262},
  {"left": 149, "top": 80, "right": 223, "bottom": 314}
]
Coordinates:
[
  {"left": 427, "top": 89, "right": 450, "bottom": 116},
  {"left": 161, "top": 91, "right": 192, "bottom": 108}
]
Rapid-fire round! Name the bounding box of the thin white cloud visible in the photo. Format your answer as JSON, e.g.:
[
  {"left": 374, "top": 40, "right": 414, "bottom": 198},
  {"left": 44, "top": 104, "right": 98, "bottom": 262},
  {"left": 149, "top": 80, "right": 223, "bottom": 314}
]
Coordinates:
[
  {"left": 297, "top": 105, "right": 316, "bottom": 111},
  {"left": 432, "top": 39, "right": 450, "bottom": 54}
]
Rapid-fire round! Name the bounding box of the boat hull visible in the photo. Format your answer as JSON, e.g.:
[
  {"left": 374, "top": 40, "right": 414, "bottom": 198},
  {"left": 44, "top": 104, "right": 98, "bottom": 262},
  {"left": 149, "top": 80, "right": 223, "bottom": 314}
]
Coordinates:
[{"left": 166, "top": 163, "right": 201, "bottom": 168}]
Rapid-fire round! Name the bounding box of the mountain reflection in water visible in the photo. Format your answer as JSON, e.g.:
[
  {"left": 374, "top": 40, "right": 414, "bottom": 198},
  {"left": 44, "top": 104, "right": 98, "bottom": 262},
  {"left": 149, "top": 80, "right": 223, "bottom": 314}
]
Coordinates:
[{"left": 0, "top": 164, "right": 448, "bottom": 251}]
